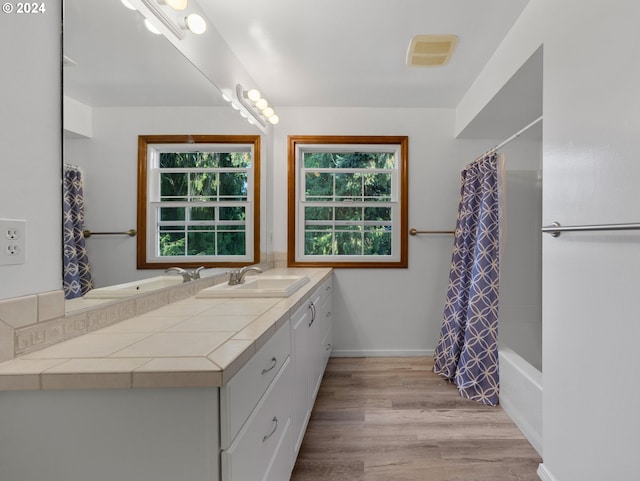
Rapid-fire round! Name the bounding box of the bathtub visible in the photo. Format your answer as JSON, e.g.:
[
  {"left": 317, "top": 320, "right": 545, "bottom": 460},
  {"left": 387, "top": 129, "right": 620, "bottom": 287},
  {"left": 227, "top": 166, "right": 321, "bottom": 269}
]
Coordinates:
[{"left": 499, "top": 347, "right": 543, "bottom": 456}]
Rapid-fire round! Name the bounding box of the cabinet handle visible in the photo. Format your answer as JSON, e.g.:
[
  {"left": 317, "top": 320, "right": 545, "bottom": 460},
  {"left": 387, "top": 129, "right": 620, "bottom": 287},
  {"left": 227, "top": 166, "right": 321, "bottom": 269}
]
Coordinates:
[
  {"left": 308, "top": 301, "right": 316, "bottom": 326},
  {"left": 326, "top": 343, "right": 332, "bottom": 351},
  {"left": 325, "top": 285, "right": 331, "bottom": 291},
  {"left": 261, "top": 357, "right": 277, "bottom": 375},
  {"left": 262, "top": 416, "right": 278, "bottom": 442},
  {"left": 326, "top": 311, "right": 331, "bottom": 317}
]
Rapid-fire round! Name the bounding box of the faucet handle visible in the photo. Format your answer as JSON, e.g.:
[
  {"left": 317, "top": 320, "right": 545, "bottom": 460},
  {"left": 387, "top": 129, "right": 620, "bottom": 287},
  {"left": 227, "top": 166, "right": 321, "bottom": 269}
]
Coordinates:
[{"left": 191, "top": 266, "right": 206, "bottom": 279}]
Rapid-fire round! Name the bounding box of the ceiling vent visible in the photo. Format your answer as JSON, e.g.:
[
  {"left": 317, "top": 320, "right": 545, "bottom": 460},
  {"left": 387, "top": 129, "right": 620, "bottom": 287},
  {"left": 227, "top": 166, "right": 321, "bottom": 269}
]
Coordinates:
[{"left": 406, "top": 35, "right": 458, "bottom": 67}]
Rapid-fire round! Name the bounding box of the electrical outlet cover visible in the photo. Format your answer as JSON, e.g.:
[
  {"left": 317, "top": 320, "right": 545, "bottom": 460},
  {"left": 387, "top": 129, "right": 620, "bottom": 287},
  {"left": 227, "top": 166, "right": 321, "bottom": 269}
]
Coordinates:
[{"left": 0, "top": 218, "right": 26, "bottom": 265}]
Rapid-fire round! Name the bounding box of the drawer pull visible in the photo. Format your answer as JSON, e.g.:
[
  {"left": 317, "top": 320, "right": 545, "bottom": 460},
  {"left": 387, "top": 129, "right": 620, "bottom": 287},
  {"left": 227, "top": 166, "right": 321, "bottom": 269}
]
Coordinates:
[
  {"left": 326, "top": 343, "right": 332, "bottom": 351},
  {"left": 262, "top": 416, "right": 278, "bottom": 442},
  {"left": 261, "top": 357, "right": 277, "bottom": 375},
  {"left": 308, "top": 302, "right": 316, "bottom": 326}
]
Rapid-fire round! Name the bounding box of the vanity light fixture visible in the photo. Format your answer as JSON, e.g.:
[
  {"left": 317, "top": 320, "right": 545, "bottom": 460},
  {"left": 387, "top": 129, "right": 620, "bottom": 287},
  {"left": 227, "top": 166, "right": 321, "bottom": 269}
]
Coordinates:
[
  {"left": 163, "top": 0, "right": 188, "bottom": 11},
  {"left": 185, "top": 13, "right": 207, "bottom": 34},
  {"left": 236, "top": 84, "right": 280, "bottom": 127},
  {"left": 121, "top": 0, "right": 137, "bottom": 10},
  {"left": 137, "top": 0, "right": 208, "bottom": 39},
  {"left": 144, "top": 18, "right": 162, "bottom": 35}
]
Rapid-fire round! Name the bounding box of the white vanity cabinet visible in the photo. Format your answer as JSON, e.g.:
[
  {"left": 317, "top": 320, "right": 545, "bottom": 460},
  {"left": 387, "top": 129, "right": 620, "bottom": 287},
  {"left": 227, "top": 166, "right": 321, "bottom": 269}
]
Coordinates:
[
  {"left": 291, "top": 277, "right": 333, "bottom": 456},
  {"left": 0, "top": 271, "right": 334, "bottom": 481},
  {"left": 220, "top": 320, "right": 293, "bottom": 481}
]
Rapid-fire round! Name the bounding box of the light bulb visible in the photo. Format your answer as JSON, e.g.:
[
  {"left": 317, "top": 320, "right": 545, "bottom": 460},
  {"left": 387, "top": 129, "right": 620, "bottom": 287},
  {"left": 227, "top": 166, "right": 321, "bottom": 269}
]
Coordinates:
[
  {"left": 121, "top": 0, "right": 136, "bottom": 10},
  {"left": 247, "top": 89, "right": 261, "bottom": 102},
  {"left": 255, "top": 98, "right": 268, "bottom": 110},
  {"left": 164, "top": 0, "right": 188, "bottom": 11},
  {"left": 262, "top": 107, "right": 275, "bottom": 118},
  {"left": 144, "top": 19, "right": 162, "bottom": 35},
  {"left": 268, "top": 114, "right": 280, "bottom": 125},
  {"left": 185, "top": 13, "right": 207, "bottom": 34}
]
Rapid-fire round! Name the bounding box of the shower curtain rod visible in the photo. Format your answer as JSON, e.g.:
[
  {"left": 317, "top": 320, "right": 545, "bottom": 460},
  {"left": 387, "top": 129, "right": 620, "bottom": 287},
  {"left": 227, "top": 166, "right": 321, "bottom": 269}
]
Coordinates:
[{"left": 472, "top": 115, "right": 543, "bottom": 163}]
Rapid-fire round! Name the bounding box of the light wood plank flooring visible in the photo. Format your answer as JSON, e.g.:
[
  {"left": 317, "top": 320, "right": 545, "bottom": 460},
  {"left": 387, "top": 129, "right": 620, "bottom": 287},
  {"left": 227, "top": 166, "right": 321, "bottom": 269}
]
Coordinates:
[{"left": 290, "top": 357, "right": 542, "bottom": 481}]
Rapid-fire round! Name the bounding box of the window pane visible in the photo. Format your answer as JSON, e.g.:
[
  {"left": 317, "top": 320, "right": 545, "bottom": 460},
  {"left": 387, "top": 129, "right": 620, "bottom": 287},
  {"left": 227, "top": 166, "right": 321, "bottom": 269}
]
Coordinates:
[
  {"left": 364, "top": 173, "right": 392, "bottom": 199},
  {"left": 218, "top": 152, "right": 252, "bottom": 168},
  {"left": 219, "top": 172, "right": 248, "bottom": 198},
  {"left": 364, "top": 231, "right": 392, "bottom": 255},
  {"left": 335, "top": 173, "right": 362, "bottom": 199},
  {"left": 335, "top": 231, "right": 362, "bottom": 255},
  {"left": 220, "top": 206, "right": 246, "bottom": 221},
  {"left": 190, "top": 206, "right": 215, "bottom": 221},
  {"left": 305, "top": 206, "right": 333, "bottom": 221},
  {"left": 305, "top": 152, "right": 395, "bottom": 169},
  {"left": 217, "top": 232, "right": 246, "bottom": 255},
  {"left": 303, "top": 152, "right": 336, "bottom": 168},
  {"left": 187, "top": 231, "right": 215, "bottom": 255},
  {"left": 364, "top": 206, "right": 391, "bottom": 221},
  {"left": 335, "top": 207, "right": 361, "bottom": 221},
  {"left": 305, "top": 231, "right": 333, "bottom": 255},
  {"left": 305, "top": 172, "right": 333, "bottom": 200},
  {"left": 159, "top": 232, "right": 185, "bottom": 256},
  {"left": 159, "top": 151, "right": 252, "bottom": 169},
  {"left": 189, "top": 172, "right": 217, "bottom": 199},
  {"left": 160, "top": 206, "right": 185, "bottom": 221},
  {"left": 161, "top": 173, "right": 188, "bottom": 199}
]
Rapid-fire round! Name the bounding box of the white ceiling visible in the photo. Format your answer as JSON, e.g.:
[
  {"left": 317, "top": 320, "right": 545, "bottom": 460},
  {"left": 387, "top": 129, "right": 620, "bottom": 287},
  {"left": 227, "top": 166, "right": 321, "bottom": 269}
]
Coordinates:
[
  {"left": 199, "top": 0, "right": 531, "bottom": 108},
  {"left": 64, "top": 0, "right": 532, "bottom": 111}
]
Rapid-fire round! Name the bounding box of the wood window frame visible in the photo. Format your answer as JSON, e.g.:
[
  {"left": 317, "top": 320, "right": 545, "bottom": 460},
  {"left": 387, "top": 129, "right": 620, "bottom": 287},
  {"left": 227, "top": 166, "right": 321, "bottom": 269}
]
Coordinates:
[
  {"left": 137, "top": 134, "right": 260, "bottom": 270},
  {"left": 287, "top": 135, "right": 408, "bottom": 268}
]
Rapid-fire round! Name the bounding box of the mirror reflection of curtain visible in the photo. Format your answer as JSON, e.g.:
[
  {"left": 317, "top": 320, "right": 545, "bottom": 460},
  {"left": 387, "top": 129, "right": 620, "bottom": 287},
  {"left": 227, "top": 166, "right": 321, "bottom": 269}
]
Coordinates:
[
  {"left": 433, "top": 152, "right": 503, "bottom": 406},
  {"left": 63, "top": 165, "right": 93, "bottom": 299}
]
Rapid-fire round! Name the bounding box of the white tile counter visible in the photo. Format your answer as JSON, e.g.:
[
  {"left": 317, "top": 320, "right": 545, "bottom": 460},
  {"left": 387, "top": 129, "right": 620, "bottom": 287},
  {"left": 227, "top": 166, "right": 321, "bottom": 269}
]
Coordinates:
[{"left": 0, "top": 268, "right": 332, "bottom": 391}]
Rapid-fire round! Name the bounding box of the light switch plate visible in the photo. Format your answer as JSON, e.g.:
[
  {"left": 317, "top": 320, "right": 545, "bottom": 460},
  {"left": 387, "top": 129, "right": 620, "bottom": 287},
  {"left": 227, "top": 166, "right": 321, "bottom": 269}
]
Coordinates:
[{"left": 0, "top": 218, "right": 26, "bottom": 265}]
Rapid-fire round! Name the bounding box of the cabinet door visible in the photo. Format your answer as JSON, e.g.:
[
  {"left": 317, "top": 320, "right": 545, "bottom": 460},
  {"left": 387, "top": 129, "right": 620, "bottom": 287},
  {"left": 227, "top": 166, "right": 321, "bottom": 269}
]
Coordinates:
[{"left": 291, "top": 301, "right": 312, "bottom": 455}]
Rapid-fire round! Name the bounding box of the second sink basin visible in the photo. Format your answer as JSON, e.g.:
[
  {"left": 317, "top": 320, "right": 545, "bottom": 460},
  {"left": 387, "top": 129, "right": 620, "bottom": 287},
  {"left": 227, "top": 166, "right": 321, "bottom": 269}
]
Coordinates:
[
  {"left": 83, "top": 276, "right": 184, "bottom": 299},
  {"left": 196, "top": 275, "right": 310, "bottom": 298}
]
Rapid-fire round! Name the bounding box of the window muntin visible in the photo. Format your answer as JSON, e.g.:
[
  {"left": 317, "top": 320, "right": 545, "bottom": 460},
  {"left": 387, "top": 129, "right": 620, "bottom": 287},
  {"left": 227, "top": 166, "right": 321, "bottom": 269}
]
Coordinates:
[
  {"left": 137, "top": 135, "right": 260, "bottom": 269},
  {"left": 288, "top": 136, "right": 408, "bottom": 267}
]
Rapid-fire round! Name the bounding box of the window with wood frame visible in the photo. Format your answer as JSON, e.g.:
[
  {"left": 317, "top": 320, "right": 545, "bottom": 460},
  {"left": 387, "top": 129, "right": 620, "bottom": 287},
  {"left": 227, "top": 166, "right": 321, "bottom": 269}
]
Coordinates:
[
  {"left": 288, "top": 135, "right": 408, "bottom": 268},
  {"left": 137, "top": 135, "right": 260, "bottom": 269}
]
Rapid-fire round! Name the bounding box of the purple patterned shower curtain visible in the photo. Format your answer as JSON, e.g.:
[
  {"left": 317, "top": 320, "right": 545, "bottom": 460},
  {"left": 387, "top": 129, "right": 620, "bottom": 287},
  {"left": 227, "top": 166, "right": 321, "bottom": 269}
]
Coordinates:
[
  {"left": 63, "top": 166, "right": 93, "bottom": 299},
  {"left": 433, "top": 153, "right": 502, "bottom": 406}
]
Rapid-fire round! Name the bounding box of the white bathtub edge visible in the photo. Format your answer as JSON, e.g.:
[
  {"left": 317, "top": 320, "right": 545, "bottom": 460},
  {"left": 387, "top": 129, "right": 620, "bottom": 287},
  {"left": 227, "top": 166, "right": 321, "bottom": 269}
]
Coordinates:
[{"left": 499, "top": 347, "right": 543, "bottom": 457}]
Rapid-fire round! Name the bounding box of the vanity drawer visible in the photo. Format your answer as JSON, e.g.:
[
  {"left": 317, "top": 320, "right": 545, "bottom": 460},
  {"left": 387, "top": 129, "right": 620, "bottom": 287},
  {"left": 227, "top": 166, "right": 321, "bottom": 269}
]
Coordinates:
[
  {"left": 317, "top": 276, "right": 333, "bottom": 307},
  {"left": 221, "top": 357, "right": 293, "bottom": 481},
  {"left": 220, "top": 320, "right": 291, "bottom": 448}
]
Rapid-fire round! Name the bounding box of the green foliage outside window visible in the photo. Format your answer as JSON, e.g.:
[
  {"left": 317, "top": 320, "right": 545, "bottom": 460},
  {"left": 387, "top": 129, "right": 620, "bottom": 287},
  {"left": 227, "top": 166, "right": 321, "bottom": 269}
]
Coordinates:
[
  {"left": 303, "top": 151, "right": 394, "bottom": 256},
  {"left": 158, "top": 151, "right": 250, "bottom": 257}
]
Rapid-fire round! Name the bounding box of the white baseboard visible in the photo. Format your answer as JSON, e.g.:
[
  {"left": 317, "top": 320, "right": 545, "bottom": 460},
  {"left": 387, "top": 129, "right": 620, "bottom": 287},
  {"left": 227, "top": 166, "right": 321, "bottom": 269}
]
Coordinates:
[
  {"left": 330, "top": 349, "right": 435, "bottom": 357},
  {"left": 537, "top": 464, "right": 558, "bottom": 481}
]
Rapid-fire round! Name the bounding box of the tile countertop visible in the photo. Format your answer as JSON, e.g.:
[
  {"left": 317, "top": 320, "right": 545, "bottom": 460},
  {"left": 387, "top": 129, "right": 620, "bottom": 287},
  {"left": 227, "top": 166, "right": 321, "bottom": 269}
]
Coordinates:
[{"left": 0, "top": 268, "right": 332, "bottom": 391}]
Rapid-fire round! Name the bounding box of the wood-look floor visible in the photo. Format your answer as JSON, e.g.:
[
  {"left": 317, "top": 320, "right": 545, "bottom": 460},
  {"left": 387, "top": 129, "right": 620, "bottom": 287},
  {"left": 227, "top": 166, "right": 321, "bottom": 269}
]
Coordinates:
[{"left": 290, "top": 357, "right": 542, "bottom": 481}]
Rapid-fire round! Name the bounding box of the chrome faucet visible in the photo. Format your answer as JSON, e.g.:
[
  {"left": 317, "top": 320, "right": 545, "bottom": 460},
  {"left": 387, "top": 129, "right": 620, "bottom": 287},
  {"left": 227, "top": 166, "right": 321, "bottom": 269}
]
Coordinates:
[
  {"left": 227, "top": 266, "right": 263, "bottom": 285},
  {"left": 165, "top": 267, "right": 192, "bottom": 282},
  {"left": 191, "top": 266, "right": 206, "bottom": 279}
]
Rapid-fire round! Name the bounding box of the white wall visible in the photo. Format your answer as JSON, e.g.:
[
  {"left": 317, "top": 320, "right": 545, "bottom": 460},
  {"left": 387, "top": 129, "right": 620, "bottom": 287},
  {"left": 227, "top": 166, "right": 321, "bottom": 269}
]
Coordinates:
[
  {"left": 0, "top": 4, "right": 61, "bottom": 300},
  {"left": 272, "top": 107, "right": 496, "bottom": 355},
  {"left": 64, "top": 106, "right": 263, "bottom": 288},
  {"left": 459, "top": 0, "right": 640, "bottom": 479}
]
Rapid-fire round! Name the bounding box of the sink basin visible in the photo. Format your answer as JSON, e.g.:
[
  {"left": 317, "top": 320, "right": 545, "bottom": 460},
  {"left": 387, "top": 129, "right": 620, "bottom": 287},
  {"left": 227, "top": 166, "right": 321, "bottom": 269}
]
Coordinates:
[
  {"left": 83, "top": 276, "right": 184, "bottom": 299},
  {"left": 196, "top": 275, "right": 310, "bottom": 298}
]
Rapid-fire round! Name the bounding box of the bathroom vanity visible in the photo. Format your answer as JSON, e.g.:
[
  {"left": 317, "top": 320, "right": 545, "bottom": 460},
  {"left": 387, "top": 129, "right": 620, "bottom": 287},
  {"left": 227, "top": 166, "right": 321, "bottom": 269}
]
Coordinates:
[{"left": 0, "top": 268, "right": 333, "bottom": 481}]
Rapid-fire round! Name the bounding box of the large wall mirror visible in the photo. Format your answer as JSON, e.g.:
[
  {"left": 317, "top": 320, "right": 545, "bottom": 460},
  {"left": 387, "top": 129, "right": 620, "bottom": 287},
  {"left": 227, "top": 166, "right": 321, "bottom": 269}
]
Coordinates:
[{"left": 63, "top": 0, "right": 268, "bottom": 308}]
